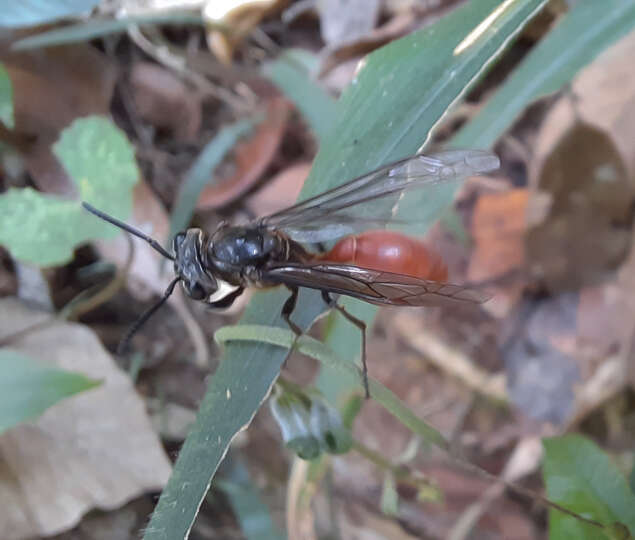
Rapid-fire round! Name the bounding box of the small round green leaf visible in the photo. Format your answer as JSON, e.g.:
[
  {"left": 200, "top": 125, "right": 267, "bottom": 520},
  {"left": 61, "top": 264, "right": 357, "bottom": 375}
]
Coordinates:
[
  {"left": 0, "top": 116, "right": 138, "bottom": 266},
  {"left": 0, "top": 349, "right": 101, "bottom": 434}
]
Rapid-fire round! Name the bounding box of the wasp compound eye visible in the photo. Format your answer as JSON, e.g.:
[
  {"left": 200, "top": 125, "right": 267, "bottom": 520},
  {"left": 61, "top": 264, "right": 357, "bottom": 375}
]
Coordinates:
[{"left": 185, "top": 281, "right": 207, "bottom": 301}]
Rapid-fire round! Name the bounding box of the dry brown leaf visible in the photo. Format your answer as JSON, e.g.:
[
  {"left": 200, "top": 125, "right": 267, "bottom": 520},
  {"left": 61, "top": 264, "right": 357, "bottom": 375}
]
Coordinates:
[
  {"left": 568, "top": 30, "right": 635, "bottom": 178},
  {"left": 528, "top": 122, "right": 632, "bottom": 291},
  {"left": 196, "top": 97, "right": 291, "bottom": 209},
  {"left": 204, "top": 0, "right": 285, "bottom": 64},
  {"left": 527, "top": 31, "right": 635, "bottom": 292},
  {"left": 1, "top": 45, "right": 117, "bottom": 195},
  {"left": 129, "top": 61, "right": 202, "bottom": 143},
  {"left": 466, "top": 188, "right": 536, "bottom": 317},
  {"left": 467, "top": 188, "right": 529, "bottom": 283},
  {"left": 533, "top": 30, "right": 635, "bottom": 402},
  {"left": 0, "top": 298, "right": 171, "bottom": 540},
  {"left": 576, "top": 226, "right": 635, "bottom": 395}
]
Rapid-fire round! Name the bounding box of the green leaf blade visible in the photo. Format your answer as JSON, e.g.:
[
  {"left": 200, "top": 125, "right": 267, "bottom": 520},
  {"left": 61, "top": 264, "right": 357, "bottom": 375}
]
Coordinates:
[
  {"left": 543, "top": 434, "right": 635, "bottom": 537},
  {"left": 0, "top": 349, "right": 100, "bottom": 434},
  {"left": 451, "top": 0, "right": 635, "bottom": 149},
  {"left": 0, "top": 64, "right": 14, "bottom": 128},
  {"left": 1, "top": 0, "right": 100, "bottom": 28},
  {"left": 11, "top": 13, "right": 205, "bottom": 49}
]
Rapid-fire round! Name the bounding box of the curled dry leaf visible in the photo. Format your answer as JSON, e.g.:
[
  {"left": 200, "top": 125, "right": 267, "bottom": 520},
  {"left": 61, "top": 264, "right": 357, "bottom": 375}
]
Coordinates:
[
  {"left": 196, "top": 97, "right": 291, "bottom": 209},
  {"left": 0, "top": 298, "right": 171, "bottom": 540},
  {"left": 129, "top": 61, "right": 202, "bottom": 143},
  {"left": 1, "top": 44, "right": 116, "bottom": 195},
  {"left": 95, "top": 181, "right": 209, "bottom": 367},
  {"left": 204, "top": 0, "right": 284, "bottom": 64}
]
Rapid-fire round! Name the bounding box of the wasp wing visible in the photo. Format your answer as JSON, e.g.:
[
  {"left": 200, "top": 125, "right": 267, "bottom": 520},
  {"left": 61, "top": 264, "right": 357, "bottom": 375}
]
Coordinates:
[
  {"left": 264, "top": 262, "right": 489, "bottom": 307},
  {"left": 260, "top": 150, "right": 499, "bottom": 243}
]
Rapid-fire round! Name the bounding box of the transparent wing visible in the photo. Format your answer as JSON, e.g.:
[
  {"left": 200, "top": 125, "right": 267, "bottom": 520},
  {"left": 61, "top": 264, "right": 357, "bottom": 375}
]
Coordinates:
[
  {"left": 264, "top": 262, "right": 489, "bottom": 307},
  {"left": 261, "top": 150, "right": 499, "bottom": 243}
]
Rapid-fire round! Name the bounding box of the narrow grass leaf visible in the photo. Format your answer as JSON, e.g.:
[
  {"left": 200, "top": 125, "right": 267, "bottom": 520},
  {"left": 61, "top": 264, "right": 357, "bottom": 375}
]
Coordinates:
[
  {"left": 264, "top": 49, "right": 337, "bottom": 142},
  {"left": 12, "top": 12, "right": 206, "bottom": 50},
  {"left": 1, "top": 0, "right": 99, "bottom": 28},
  {"left": 451, "top": 0, "right": 635, "bottom": 150}
]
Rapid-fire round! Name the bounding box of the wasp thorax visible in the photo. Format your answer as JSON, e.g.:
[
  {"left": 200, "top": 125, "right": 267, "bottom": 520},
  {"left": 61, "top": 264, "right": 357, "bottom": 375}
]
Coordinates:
[{"left": 173, "top": 229, "right": 218, "bottom": 300}]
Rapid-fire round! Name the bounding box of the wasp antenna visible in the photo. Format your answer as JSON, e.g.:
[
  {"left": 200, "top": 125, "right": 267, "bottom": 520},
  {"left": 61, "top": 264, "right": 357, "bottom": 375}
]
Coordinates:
[
  {"left": 82, "top": 202, "right": 175, "bottom": 261},
  {"left": 117, "top": 277, "right": 181, "bottom": 356}
]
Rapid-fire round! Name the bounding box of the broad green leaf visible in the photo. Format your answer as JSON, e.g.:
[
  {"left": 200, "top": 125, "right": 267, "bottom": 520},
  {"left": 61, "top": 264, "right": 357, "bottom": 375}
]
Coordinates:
[
  {"left": 169, "top": 118, "right": 255, "bottom": 240},
  {"left": 0, "top": 116, "right": 138, "bottom": 266},
  {"left": 264, "top": 49, "right": 337, "bottom": 142},
  {"left": 12, "top": 12, "right": 206, "bottom": 50},
  {"left": 1, "top": 0, "right": 100, "bottom": 28},
  {"left": 0, "top": 349, "right": 100, "bottom": 434},
  {"left": 143, "top": 2, "right": 545, "bottom": 538},
  {"left": 0, "top": 64, "right": 13, "bottom": 128},
  {"left": 543, "top": 435, "right": 635, "bottom": 538},
  {"left": 451, "top": 0, "right": 635, "bottom": 149}
]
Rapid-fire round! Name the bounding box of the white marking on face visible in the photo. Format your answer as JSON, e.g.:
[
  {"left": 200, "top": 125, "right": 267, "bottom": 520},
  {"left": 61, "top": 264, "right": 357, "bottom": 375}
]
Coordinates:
[{"left": 206, "top": 279, "right": 239, "bottom": 304}]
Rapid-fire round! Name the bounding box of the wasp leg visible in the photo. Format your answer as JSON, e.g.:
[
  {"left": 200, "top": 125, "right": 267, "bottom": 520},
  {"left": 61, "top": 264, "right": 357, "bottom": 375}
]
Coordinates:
[
  {"left": 281, "top": 286, "right": 303, "bottom": 336},
  {"left": 280, "top": 286, "right": 303, "bottom": 370},
  {"left": 206, "top": 287, "right": 244, "bottom": 308},
  {"left": 321, "top": 291, "right": 369, "bottom": 398}
]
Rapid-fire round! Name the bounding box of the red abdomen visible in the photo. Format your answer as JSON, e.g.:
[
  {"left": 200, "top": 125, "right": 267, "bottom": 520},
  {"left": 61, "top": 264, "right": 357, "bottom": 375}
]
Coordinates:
[{"left": 322, "top": 230, "right": 448, "bottom": 282}]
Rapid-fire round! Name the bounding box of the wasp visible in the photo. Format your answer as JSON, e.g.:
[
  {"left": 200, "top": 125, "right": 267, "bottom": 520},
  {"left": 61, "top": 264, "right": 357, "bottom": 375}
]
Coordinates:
[{"left": 83, "top": 149, "right": 499, "bottom": 396}]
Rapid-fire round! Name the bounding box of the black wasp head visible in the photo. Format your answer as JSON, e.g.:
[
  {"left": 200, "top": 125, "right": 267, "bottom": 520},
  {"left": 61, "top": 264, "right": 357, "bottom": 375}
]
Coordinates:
[{"left": 172, "top": 229, "right": 218, "bottom": 301}]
